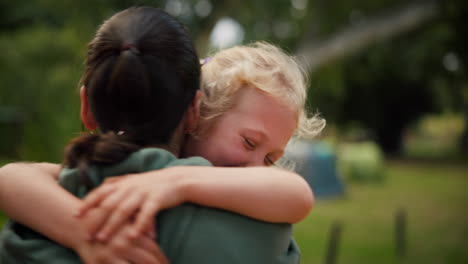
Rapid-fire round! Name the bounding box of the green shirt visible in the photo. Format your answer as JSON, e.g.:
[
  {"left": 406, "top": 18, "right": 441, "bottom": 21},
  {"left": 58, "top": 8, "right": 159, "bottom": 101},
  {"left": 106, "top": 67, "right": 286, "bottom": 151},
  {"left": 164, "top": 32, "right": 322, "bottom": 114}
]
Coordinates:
[{"left": 0, "top": 148, "right": 300, "bottom": 264}]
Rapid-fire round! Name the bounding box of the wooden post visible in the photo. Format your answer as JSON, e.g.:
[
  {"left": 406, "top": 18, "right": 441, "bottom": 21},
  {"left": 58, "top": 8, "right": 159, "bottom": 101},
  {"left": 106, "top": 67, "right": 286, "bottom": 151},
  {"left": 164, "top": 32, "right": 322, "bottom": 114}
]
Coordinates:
[
  {"left": 395, "top": 208, "right": 407, "bottom": 258},
  {"left": 324, "top": 221, "right": 342, "bottom": 264}
]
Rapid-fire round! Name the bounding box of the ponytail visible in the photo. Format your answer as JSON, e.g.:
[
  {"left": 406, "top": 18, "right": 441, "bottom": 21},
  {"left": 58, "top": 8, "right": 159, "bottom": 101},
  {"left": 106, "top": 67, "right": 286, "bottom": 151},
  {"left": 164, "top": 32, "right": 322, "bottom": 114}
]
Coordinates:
[
  {"left": 66, "top": 7, "right": 200, "bottom": 187},
  {"left": 63, "top": 132, "right": 139, "bottom": 188}
]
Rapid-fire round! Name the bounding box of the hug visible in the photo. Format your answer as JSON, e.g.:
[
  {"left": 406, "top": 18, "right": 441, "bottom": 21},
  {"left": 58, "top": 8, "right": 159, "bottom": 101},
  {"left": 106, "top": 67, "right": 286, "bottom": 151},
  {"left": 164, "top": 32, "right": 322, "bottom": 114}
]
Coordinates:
[{"left": 0, "top": 6, "right": 325, "bottom": 264}]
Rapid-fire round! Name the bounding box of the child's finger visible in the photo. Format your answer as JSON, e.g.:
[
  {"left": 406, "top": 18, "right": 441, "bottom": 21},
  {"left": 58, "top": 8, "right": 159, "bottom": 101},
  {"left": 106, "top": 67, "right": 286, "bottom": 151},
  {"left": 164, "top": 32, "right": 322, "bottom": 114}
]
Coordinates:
[
  {"left": 103, "top": 256, "right": 128, "bottom": 264},
  {"left": 145, "top": 221, "right": 157, "bottom": 240},
  {"left": 95, "top": 192, "right": 144, "bottom": 241},
  {"left": 94, "top": 189, "right": 133, "bottom": 241},
  {"left": 81, "top": 207, "right": 110, "bottom": 239},
  {"left": 131, "top": 200, "right": 160, "bottom": 238},
  {"left": 132, "top": 236, "right": 168, "bottom": 264},
  {"left": 78, "top": 184, "right": 116, "bottom": 217},
  {"left": 111, "top": 260, "right": 127, "bottom": 264},
  {"left": 125, "top": 243, "right": 167, "bottom": 264}
]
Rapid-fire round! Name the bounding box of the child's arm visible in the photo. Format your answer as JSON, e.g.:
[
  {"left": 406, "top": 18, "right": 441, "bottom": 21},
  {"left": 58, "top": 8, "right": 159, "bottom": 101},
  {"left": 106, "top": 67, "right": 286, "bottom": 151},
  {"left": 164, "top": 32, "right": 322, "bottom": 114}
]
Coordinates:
[
  {"left": 0, "top": 163, "right": 167, "bottom": 264},
  {"left": 78, "top": 166, "right": 314, "bottom": 241},
  {"left": 179, "top": 166, "right": 314, "bottom": 223},
  {"left": 0, "top": 162, "right": 87, "bottom": 247}
]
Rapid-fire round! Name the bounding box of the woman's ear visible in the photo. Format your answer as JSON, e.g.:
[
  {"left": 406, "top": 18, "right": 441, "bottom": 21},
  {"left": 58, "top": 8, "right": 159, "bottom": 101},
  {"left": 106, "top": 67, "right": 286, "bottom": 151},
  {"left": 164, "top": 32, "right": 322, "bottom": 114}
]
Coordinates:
[
  {"left": 185, "top": 90, "right": 201, "bottom": 133},
  {"left": 80, "top": 86, "right": 97, "bottom": 131}
]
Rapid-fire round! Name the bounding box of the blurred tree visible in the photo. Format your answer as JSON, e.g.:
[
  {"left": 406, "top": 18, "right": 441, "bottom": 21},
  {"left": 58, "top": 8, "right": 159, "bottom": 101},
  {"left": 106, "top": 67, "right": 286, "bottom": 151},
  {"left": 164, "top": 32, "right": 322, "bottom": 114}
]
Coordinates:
[
  {"left": 293, "top": 0, "right": 465, "bottom": 155},
  {"left": 445, "top": 0, "right": 468, "bottom": 156}
]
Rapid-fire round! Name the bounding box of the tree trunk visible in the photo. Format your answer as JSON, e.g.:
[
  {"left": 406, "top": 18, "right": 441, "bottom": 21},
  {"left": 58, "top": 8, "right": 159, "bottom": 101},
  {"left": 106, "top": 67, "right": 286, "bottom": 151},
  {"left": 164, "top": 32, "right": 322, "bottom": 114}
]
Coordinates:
[{"left": 460, "top": 111, "right": 468, "bottom": 157}]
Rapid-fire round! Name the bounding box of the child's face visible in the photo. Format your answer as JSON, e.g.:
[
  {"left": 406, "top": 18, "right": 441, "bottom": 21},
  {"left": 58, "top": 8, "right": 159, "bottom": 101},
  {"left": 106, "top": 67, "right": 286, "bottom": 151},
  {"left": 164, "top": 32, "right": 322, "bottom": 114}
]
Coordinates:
[{"left": 183, "top": 87, "right": 297, "bottom": 167}]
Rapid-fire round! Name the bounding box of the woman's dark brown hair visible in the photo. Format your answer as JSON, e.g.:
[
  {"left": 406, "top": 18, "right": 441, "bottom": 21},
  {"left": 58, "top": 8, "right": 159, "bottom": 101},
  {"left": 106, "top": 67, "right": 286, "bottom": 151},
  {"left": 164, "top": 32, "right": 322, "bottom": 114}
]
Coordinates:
[{"left": 64, "top": 7, "right": 200, "bottom": 185}]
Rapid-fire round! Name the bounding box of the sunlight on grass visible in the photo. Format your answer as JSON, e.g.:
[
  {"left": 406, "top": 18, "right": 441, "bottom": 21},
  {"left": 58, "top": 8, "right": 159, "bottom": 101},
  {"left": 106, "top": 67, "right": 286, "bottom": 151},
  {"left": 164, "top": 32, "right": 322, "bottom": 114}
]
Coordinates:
[{"left": 295, "top": 160, "right": 468, "bottom": 264}]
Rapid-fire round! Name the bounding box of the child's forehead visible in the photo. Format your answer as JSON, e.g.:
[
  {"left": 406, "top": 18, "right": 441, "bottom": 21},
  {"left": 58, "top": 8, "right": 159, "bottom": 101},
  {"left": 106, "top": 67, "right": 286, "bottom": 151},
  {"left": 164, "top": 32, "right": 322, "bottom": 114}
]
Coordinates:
[
  {"left": 232, "top": 86, "right": 292, "bottom": 112},
  {"left": 225, "top": 87, "right": 297, "bottom": 126}
]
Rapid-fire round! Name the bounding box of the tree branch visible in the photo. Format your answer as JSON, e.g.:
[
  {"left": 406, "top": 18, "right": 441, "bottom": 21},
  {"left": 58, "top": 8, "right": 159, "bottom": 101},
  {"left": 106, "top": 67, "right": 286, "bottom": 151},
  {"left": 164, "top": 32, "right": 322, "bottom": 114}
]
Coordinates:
[{"left": 296, "top": 1, "right": 440, "bottom": 72}]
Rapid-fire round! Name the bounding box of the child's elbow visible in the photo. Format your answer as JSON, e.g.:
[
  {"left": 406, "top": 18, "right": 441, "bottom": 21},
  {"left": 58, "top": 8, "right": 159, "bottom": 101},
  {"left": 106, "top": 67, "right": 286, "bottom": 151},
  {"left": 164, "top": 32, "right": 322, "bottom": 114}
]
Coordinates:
[{"left": 290, "top": 179, "right": 314, "bottom": 224}]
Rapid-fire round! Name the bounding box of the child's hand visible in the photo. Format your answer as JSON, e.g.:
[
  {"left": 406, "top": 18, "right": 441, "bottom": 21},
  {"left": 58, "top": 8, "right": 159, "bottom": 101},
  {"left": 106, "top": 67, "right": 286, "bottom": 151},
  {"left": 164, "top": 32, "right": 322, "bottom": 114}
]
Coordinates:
[
  {"left": 78, "top": 205, "right": 155, "bottom": 243},
  {"left": 76, "top": 169, "right": 186, "bottom": 242},
  {"left": 76, "top": 218, "right": 168, "bottom": 264}
]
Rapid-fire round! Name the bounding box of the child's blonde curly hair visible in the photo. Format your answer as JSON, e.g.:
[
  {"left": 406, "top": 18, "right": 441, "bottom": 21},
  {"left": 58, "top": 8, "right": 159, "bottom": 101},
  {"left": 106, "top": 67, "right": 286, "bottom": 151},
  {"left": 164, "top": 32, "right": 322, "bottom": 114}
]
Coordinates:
[{"left": 199, "top": 42, "right": 326, "bottom": 139}]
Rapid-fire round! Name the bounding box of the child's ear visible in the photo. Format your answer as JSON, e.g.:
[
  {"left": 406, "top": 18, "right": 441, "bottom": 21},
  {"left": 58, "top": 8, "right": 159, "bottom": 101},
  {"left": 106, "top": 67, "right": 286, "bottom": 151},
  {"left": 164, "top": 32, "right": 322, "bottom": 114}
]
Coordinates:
[
  {"left": 80, "top": 86, "right": 97, "bottom": 131},
  {"left": 185, "top": 90, "right": 201, "bottom": 133}
]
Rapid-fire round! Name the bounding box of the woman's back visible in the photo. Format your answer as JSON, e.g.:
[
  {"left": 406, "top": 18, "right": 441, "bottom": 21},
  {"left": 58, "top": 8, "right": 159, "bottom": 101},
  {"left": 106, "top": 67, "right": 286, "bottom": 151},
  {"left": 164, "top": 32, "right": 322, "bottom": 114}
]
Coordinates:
[{"left": 1, "top": 148, "right": 300, "bottom": 264}]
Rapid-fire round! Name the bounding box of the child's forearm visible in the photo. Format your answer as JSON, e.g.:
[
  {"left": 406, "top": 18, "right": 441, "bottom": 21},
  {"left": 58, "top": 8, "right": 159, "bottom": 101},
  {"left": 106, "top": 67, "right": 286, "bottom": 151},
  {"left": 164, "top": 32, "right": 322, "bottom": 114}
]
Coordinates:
[
  {"left": 174, "top": 166, "right": 314, "bottom": 223},
  {"left": 0, "top": 163, "right": 88, "bottom": 250}
]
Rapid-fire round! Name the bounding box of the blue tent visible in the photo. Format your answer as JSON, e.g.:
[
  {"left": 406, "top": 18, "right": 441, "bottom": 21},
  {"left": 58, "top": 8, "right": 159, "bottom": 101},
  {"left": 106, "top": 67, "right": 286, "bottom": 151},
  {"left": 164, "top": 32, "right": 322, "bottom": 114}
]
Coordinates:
[{"left": 285, "top": 140, "right": 345, "bottom": 199}]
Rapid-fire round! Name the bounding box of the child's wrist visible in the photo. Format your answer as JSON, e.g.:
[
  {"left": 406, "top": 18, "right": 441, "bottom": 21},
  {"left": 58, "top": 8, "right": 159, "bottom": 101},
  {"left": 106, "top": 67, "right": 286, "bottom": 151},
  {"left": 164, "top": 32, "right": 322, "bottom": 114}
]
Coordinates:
[
  {"left": 57, "top": 203, "right": 93, "bottom": 251},
  {"left": 170, "top": 167, "right": 195, "bottom": 203},
  {"left": 69, "top": 222, "right": 92, "bottom": 252}
]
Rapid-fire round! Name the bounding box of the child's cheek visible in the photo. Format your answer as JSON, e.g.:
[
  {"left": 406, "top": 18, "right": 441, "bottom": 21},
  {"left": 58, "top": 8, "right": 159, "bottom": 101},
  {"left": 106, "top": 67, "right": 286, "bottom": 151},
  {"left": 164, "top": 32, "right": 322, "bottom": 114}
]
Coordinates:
[{"left": 224, "top": 142, "right": 250, "bottom": 167}]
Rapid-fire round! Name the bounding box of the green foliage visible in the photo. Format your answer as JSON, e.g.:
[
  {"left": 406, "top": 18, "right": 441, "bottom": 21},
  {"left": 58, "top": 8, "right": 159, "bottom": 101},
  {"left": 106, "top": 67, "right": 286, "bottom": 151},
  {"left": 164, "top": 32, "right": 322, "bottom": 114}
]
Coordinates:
[
  {"left": 307, "top": 62, "right": 347, "bottom": 121},
  {"left": 404, "top": 114, "right": 465, "bottom": 158},
  {"left": 0, "top": 0, "right": 147, "bottom": 162},
  {"left": 338, "top": 141, "right": 386, "bottom": 182},
  {"left": 0, "top": 25, "right": 83, "bottom": 161},
  {"left": 311, "top": 14, "right": 466, "bottom": 153}
]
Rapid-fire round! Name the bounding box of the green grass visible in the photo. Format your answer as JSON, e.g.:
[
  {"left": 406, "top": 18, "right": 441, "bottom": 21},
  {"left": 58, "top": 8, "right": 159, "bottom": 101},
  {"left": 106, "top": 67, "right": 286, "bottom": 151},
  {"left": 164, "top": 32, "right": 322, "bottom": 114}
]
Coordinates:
[
  {"left": 295, "top": 159, "right": 468, "bottom": 264},
  {"left": 0, "top": 159, "right": 466, "bottom": 263}
]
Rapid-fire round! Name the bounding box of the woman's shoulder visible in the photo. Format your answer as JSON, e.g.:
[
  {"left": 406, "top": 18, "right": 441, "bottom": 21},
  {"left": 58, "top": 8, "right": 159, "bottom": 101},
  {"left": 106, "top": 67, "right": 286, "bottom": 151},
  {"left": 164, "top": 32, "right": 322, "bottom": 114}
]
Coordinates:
[
  {"left": 165, "top": 155, "right": 212, "bottom": 168},
  {"left": 158, "top": 204, "right": 298, "bottom": 264},
  {"left": 129, "top": 148, "right": 212, "bottom": 169}
]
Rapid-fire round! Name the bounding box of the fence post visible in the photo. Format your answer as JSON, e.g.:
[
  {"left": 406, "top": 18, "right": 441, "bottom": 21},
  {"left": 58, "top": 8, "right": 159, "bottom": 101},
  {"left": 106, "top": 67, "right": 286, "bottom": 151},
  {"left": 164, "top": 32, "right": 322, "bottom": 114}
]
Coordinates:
[
  {"left": 324, "top": 221, "right": 342, "bottom": 264},
  {"left": 395, "top": 208, "right": 407, "bottom": 258}
]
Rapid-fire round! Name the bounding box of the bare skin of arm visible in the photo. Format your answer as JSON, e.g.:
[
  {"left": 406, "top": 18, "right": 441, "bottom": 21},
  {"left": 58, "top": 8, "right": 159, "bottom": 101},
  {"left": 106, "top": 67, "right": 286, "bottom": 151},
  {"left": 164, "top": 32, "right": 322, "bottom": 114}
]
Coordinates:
[
  {"left": 0, "top": 163, "right": 167, "bottom": 264},
  {"left": 78, "top": 166, "right": 314, "bottom": 241},
  {"left": 0, "top": 163, "right": 84, "bottom": 247}
]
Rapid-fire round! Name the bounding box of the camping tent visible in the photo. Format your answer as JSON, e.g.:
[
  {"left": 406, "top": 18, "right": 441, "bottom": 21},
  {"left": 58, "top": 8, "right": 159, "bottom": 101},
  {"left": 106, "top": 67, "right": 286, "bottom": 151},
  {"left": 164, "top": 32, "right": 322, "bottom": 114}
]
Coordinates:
[{"left": 285, "top": 140, "right": 345, "bottom": 199}]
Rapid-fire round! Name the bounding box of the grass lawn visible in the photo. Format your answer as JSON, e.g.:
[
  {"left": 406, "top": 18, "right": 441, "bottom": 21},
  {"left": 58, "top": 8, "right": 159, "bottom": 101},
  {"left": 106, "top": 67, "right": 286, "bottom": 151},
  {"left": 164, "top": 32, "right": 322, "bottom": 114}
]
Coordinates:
[
  {"left": 295, "top": 159, "right": 468, "bottom": 264},
  {"left": 0, "top": 159, "right": 466, "bottom": 263}
]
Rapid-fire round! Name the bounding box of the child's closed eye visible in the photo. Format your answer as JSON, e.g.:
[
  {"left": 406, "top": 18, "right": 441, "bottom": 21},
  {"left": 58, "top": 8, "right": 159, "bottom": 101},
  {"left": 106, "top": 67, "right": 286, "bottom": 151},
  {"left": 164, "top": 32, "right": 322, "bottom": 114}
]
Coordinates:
[
  {"left": 243, "top": 137, "right": 256, "bottom": 150},
  {"left": 264, "top": 156, "right": 274, "bottom": 166}
]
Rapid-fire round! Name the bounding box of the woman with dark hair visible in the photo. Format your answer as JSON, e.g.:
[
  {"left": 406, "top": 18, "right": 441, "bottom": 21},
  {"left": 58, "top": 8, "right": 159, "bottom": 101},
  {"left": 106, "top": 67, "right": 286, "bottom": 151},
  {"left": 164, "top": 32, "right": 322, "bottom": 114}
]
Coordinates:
[{"left": 0, "top": 6, "right": 202, "bottom": 264}]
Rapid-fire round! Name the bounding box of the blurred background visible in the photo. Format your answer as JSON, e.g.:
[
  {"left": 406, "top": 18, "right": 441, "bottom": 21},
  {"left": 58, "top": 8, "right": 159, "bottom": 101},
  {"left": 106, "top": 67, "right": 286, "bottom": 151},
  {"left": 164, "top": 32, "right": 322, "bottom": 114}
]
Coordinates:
[{"left": 0, "top": 0, "right": 466, "bottom": 263}]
